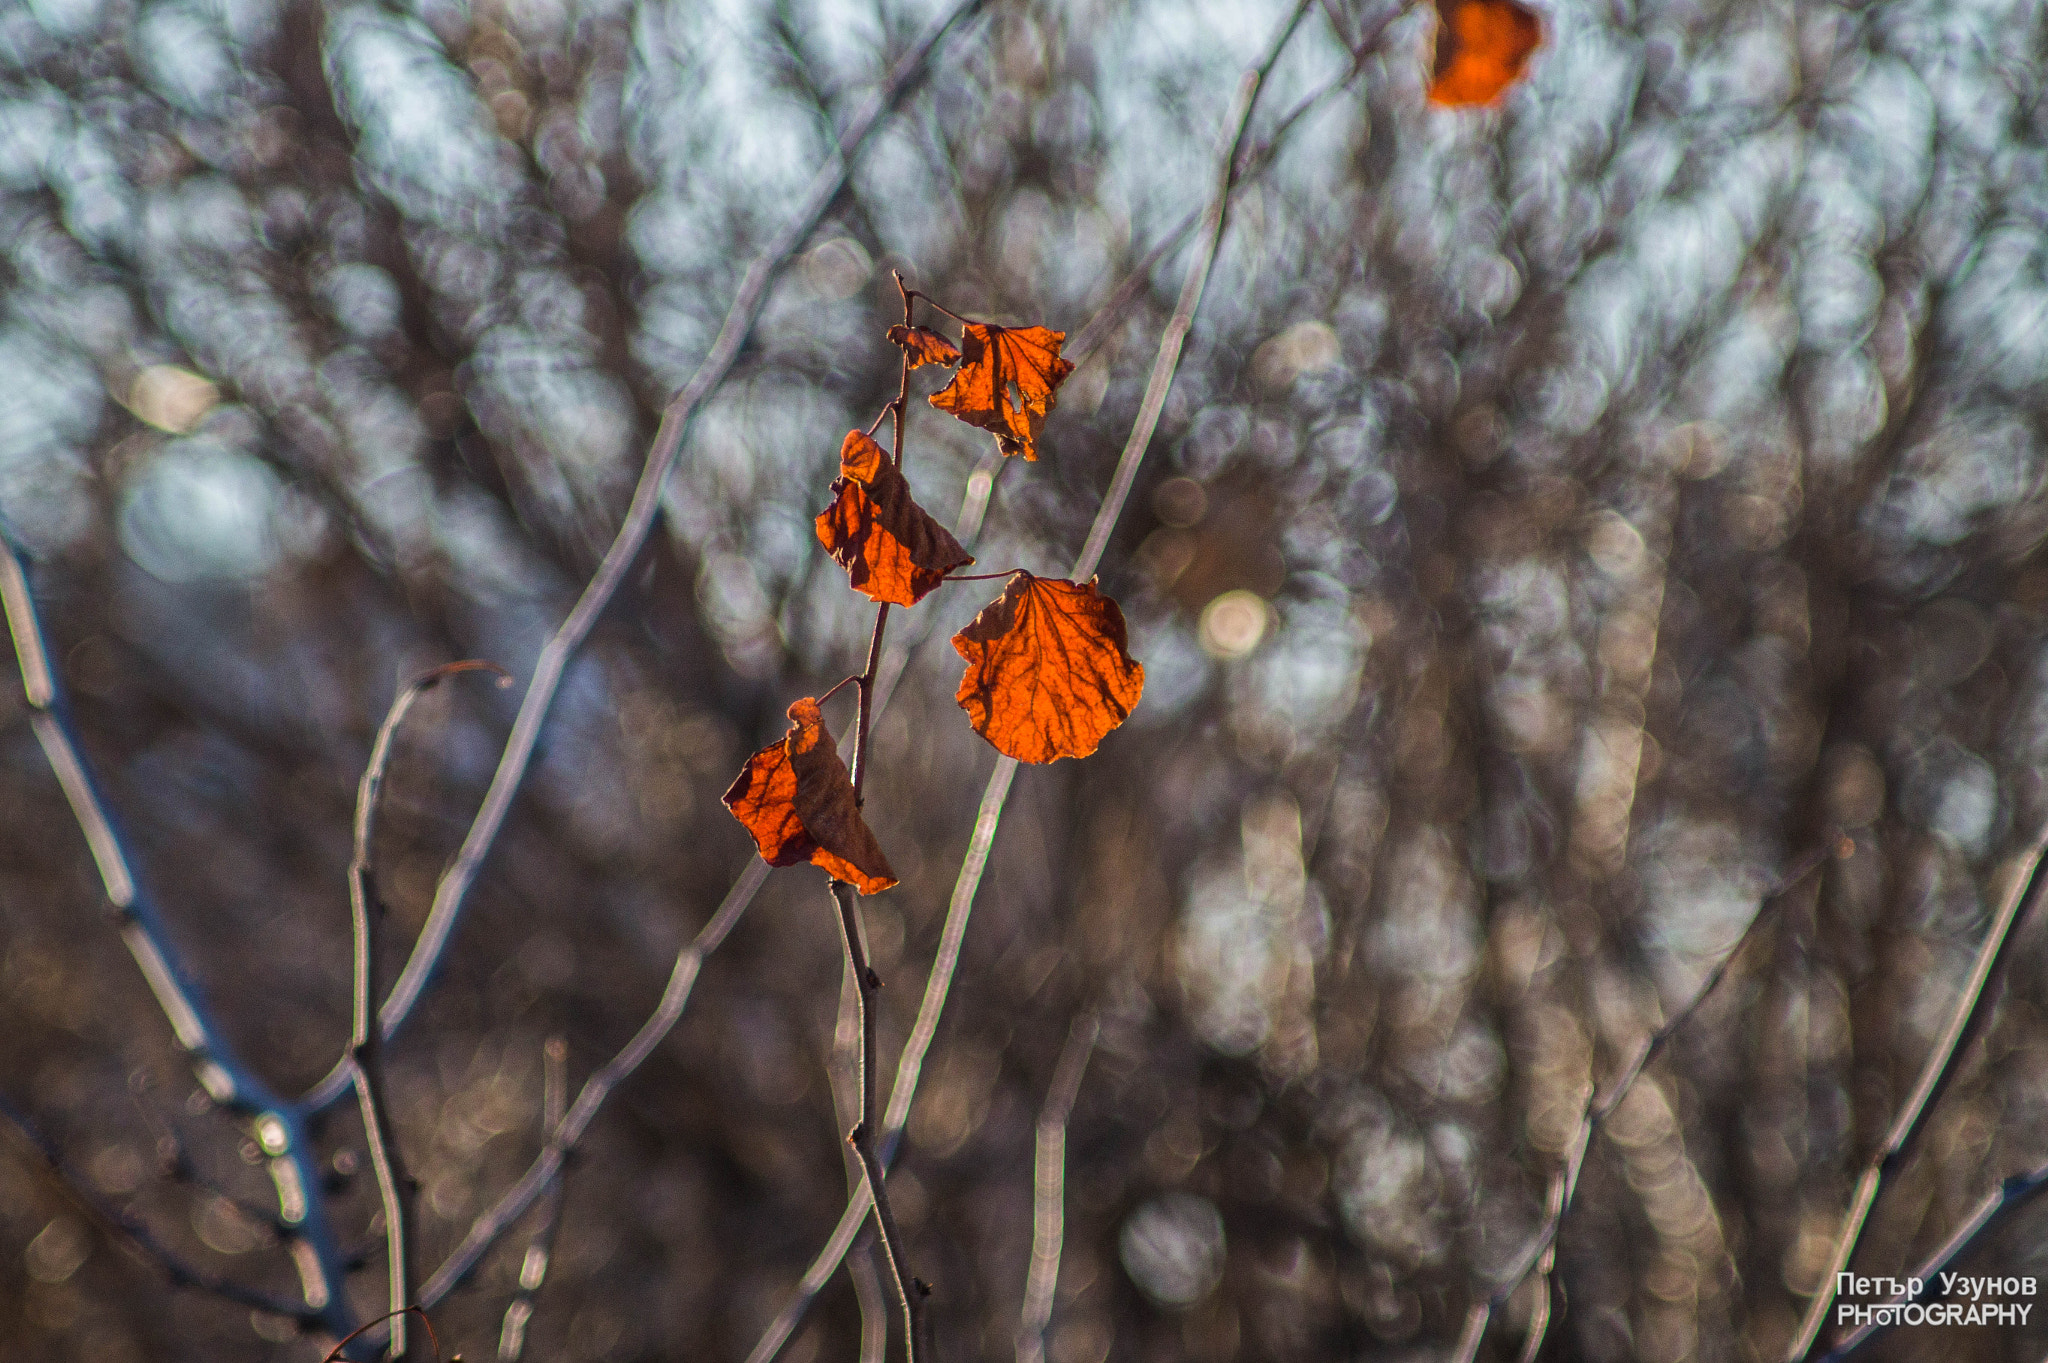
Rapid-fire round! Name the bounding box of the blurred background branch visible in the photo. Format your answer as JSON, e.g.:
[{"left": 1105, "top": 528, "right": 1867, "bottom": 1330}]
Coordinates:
[{"left": 6, "top": 0, "right": 2048, "bottom": 1360}]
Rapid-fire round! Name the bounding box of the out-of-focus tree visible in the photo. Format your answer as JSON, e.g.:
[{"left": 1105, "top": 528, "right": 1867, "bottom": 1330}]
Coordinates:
[{"left": 4, "top": 0, "right": 2048, "bottom": 1360}]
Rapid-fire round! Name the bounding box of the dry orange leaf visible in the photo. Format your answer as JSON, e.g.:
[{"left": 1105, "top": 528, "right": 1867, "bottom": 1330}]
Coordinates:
[
  {"left": 952, "top": 572, "right": 1144, "bottom": 764},
  {"left": 721, "top": 697, "right": 898, "bottom": 894},
  {"left": 928, "top": 323, "right": 1074, "bottom": 460},
  {"left": 815, "top": 430, "right": 974, "bottom": 607},
  {"left": 887, "top": 324, "right": 961, "bottom": 369},
  {"left": 1428, "top": 0, "right": 1541, "bottom": 107}
]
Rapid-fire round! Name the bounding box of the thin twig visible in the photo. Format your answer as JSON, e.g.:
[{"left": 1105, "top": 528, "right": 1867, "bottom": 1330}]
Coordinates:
[
  {"left": 0, "top": 531, "right": 358, "bottom": 1336},
  {"left": 1061, "top": 0, "right": 1415, "bottom": 370},
  {"left": 1787, "top": 824, "right": 2048, "bottom": 1360},
  {"left": 1016, "top": 1010, "right": 1099, "bottom": 1363},
  {"left": 817, "top": 269, "right": 929, "bottom": 1363},
  {"left": 302, "top": 0, "right": 994, "bottom": 1113},
  {"left": 850, "top": 1233, "right": 890, "bottom": 1363},
  {"left": 417, "top": 861, "right": 760, "bottom": 1305},
  {"left": 832, "top": 880, "right": 927, "bottom": 1361},
  {"left": 421, "top": 299, "right": 1014, "bottom": 1308},
  {"left": 1822, "top": 1149, "right": 2048, "bottom": 1360},
  {"left": 743, "top": 5, "right": 1316, "bottom": 1357},
  {"left": 497, "top": 1035, "right": 570, "bottom": 1362},
  {"left": 323, "top": 1308, "right": 443, "bottom": 1363},
  {"left": 349, "top": 660, "right": 509, "bottom": 1359},
  {"left": 1454, "top": 836, "right": 1848, "bottom": 1363}
]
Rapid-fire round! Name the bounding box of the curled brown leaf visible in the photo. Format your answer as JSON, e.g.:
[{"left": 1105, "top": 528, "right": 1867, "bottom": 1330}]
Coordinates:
[
  {"left": 722, "top": 697, "right": 898, "bottom": 894},
  {"left": 815, "top": 430, "right": 974, "bottom": 607}
]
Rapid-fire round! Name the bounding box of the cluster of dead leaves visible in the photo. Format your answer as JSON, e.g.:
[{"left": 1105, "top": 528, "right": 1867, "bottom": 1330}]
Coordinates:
[{"left": 724, "top": 302, "right": 1142, "bottom": 894}]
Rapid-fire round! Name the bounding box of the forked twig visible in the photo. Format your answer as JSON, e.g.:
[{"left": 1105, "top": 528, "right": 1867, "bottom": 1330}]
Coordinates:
[
  {"left": 1016, "top": 1010, "right": 1100, "bottom": 1363},
  {"left": 1454, "top": 835, "right": 1849, "bottom": 1363},
  {"left": 0, "top": 531, "right": 358, "bottom": 1335},
  {"left": 302, "top": 0, "right": 994, "bottom": 1113},
  {"left": 743, "top": 4, "right": 1318, "bottom": 1357},
  {"left": 1787, "top": 824, "right": 2048, "bottom": 1360},
  {"left": 348, "top": 660, "right": 510, "bottom": 1358}
]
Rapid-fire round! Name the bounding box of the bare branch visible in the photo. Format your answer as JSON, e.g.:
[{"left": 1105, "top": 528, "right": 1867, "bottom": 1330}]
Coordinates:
[
  {"left": 743, "top": 4, "right": 1319, "bottom": 1355},
  {"left": 1787, "top": 826, "right": 2048, "bottom": 1360},
  {"left": 301, "top": 0, "right": 996, "bottom": 1112},
  {"left": 348, "top": 660, "right": 509, "bottom": 1359},
  {"left": 1016, "top": 1010, "right": 1099, "bottom": 1363},
  {"left": 831, "top": 878, "right": 927, "bottom": 1361},
  {"left": 0, "top": 532, "right": 359, "bottom": 1336},
  {"left": 496, "top": 1035, "right": 570, "bottom": 1363}
]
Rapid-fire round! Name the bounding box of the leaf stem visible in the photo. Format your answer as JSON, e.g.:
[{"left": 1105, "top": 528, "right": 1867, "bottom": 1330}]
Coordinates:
[{"left": 904, "top": 290, "right": 968, "bottom": 325}]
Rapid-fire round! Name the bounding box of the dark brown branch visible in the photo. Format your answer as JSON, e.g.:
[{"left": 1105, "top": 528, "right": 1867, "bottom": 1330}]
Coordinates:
[
  {"left": 1788, "top": 824, "right": 2048, "bottom": 1359},
  {"left": 831, "top": 879, "right": 927, "bottom": 1361}
]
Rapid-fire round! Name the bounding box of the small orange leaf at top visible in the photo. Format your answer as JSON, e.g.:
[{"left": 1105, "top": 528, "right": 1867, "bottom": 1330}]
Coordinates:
[
  {"left": 722, "top": 697, "right": 897, "bottom": 894},
  {"left": 1427, "top": 0, "right": 1541, "bottom": 107},
  {"left": 952, "top": 572, "right": 1144, "bottom": 764},
  {"left": 816, "top": 429, "right": 974, "bottom": 606},
  {"left": 887, "top": 325, "right": 962, "bottom": 369},
  {"left": 929, "top": 323, "right": 1074, "bottom": 460}
]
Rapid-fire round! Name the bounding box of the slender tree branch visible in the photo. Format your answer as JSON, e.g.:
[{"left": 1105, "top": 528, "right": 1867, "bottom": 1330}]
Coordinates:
[
  {"left": 301, "top": 0, "right": 994, "bottom": 1113},
  {"left": 1822, "top": 1150, "right": 2048, "bottom": 1360},
  {"left": 832, "top": 879, "right": 927, "bottom": 1361},
  {"left": 850, "top": 1233, "right": 890, "bottom": 1363},
  {"left": 1787, "top": 824, "right": 2048, "bottom": 1360},
  {"left": 1016, "top": 1010, "right": 1099, "bottom": 1363},
  {"left": 0, "top": 531, "right": 359, "bottom": 1338},
  {"left": 1062, "top": 0, "right": 1416, "bottom": 369},
  {"left": 496, "top": 1036, "right": 570, "bottom": 1363},
  {"left": 1454, "top": 836, "right": 1848, "bottom": 1363},
  {"left": 744, "top": 5, "right": 1316, "bottom": 1356},
  {"left": 834, "top": 962, "right": 890, "bottom": 1363},
  {"left": 347, "top": 660, "right": 508, "bottom": 1359}
]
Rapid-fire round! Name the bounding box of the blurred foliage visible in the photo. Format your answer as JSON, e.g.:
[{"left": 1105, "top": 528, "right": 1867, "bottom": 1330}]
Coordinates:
[{"left": 5, "top": 0, "right": 2048, "bottom": 1360}]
